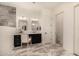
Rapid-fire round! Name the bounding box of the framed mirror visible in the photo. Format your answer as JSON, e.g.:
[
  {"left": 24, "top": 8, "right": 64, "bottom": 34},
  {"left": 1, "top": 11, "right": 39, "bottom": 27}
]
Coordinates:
[
  {"left": 31, "top": 20, "right": 41, "bottom": 33},
  {"left": 18, "top": 20, "right": 28, "bottom": 33}
]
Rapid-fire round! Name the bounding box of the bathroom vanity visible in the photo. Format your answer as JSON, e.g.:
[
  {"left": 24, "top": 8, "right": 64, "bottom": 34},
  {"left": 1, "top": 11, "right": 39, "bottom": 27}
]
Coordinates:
[{"left": 14, "top": 33, "right": 42, "bottom": 48}]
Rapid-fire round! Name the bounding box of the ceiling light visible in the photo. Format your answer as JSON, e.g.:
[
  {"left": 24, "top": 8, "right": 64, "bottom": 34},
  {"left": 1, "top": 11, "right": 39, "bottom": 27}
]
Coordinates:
[{"left": 32, "top": 2, "right": 36, "bottom": 4}]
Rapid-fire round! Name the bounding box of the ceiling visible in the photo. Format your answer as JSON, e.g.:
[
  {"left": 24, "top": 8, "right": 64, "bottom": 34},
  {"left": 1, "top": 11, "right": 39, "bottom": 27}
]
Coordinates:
[
  {"left": 0, "top": 2, "right": 62, "bottom": 10},
  {"left": 35, "top": 2, "right": 62, "bottom": 9}
]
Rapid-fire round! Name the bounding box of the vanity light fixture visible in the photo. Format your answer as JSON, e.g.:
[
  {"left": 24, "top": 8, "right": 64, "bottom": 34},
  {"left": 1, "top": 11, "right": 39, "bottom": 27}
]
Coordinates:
[
  {"left": 18, "top": 16, "right": 27, "bottom": 20},
  {"left": 32, "top": 23, "right": 35, "bottom": 26},
  {"left": 31, "top": 18, "right": 38, "bottom": 21}
]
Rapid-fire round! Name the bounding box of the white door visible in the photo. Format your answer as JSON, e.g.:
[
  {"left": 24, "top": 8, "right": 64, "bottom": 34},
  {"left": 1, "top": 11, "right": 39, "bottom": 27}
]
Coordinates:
[
  {"left": 56, "top": 12, "right": 63, "bottom": 46},
  {"left": 74, "top": 5, "right": 79, "bottom": 55}
]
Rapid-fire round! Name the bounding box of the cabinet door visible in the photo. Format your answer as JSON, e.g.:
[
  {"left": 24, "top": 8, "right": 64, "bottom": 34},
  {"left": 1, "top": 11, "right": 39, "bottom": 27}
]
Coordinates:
[
  {"left": 14, "top": 35, "right": 21, "bottom": 47},
  {"left": 74, "top": 5, "right": 79, "bottom": 55},
  {"left": 56, "top": 12, "right": 63, "bottom": 46}
]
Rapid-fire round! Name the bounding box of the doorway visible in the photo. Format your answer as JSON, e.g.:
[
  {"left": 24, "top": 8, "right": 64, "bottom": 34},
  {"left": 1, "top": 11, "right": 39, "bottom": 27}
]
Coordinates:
[
  {"left": 74, "top": 4, "right": 79, "bottom": 55},
  {"left": 56, "top": 12, "right": 64, "bottom": 47}
]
